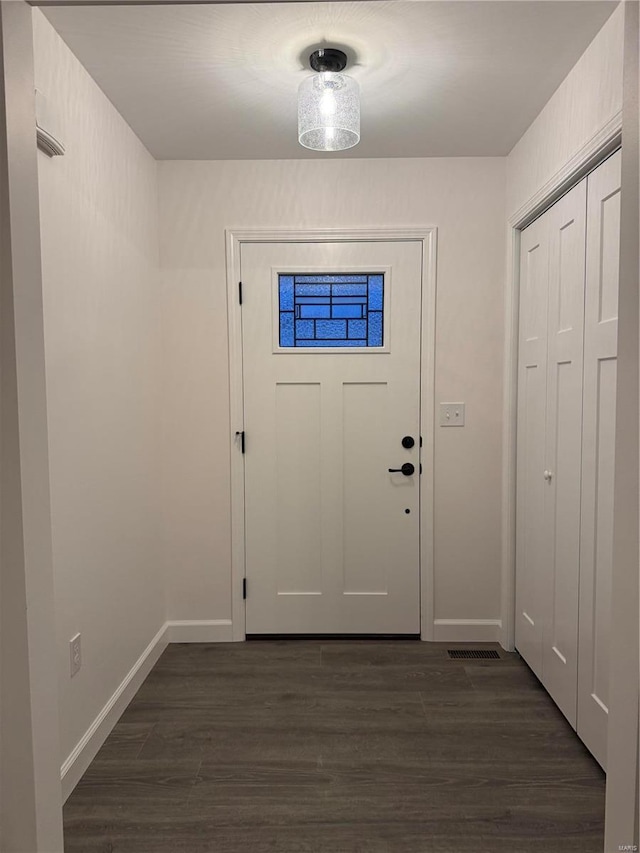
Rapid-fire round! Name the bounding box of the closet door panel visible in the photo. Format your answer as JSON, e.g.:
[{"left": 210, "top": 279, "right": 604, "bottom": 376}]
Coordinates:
[
  {"left": 540, "top": 181, "right": 587, "bottom": 727},
  {"left": 578, "top": 150, "right": 621, "bottom": 769},
  {"left": 515, "top": 214, "right": 549, "bottom": 678}
]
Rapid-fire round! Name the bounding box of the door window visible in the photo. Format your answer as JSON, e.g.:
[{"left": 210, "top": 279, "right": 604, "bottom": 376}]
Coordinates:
[{"left": 278, "top": 273, "right": 384, "bottom": 347}]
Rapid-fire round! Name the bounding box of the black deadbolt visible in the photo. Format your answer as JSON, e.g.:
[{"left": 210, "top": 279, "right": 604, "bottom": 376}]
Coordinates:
[
  {"left": 388, "top": 463, "right": 415, "bottom": 476},
  {"left": 401, "top": 435, "right": 415, "bottom": 449}
]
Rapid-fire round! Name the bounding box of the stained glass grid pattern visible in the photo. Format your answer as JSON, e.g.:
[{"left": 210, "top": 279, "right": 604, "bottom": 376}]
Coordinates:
[{"left": 279, "top": 274, "right": 384, "bottom": 348}]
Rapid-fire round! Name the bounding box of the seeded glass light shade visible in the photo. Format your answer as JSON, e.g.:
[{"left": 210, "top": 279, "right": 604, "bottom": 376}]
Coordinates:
[{"left": 298, "top": 72, "right": 360, "bottom": 152}]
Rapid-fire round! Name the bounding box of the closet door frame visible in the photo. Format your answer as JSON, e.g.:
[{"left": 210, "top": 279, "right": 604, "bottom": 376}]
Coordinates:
[{"left": 501, "top": 117, "right": 622, "bottom": 652}]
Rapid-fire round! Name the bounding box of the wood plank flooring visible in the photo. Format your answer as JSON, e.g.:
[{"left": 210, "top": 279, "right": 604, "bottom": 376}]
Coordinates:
[{"left": 63, "top": 641, "right": 605, "bottom": 853}]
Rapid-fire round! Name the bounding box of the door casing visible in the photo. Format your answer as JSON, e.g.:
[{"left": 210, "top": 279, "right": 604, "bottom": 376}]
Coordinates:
[{"left": 226, "top": 228, "right": 437, "bottom": 641}]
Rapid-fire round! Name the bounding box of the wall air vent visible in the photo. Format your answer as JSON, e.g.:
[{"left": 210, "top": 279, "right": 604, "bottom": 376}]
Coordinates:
[
  {"left": 35, "top": 89, "right": 65, "bottom": 157},
  {"left": 447, "top": 649, "right": 500, "bottom": 660}
]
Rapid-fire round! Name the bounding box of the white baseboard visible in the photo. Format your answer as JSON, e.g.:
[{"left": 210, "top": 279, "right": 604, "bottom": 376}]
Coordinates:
[
  {"left": 60, "top": 618, "right": 234, "bottom": 802},
  {"left": 165, "top": 619, "right": 234, "bottom": 643},
  {"left": 60, "top": 622, "right": 169, "bottom": 802},
  {"left": 432, "top": 619, "right": 502, "bottom": 643}
]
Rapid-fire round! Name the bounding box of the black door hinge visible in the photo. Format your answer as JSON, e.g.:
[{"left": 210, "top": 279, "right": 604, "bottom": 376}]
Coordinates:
[
  {"left": 242, "top": 578, "right": 247, "bottom": 600},
  {"left": 238, "top": 281, "right": 243, "bottom": 304},
  {"left": 235, "top": 430, "right": 245, "bottom": 453}
]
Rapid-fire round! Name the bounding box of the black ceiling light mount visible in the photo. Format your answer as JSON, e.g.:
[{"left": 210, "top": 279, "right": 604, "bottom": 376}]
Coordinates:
[{"left": 309, "top": 48, "right": 348, "bottom": 74}]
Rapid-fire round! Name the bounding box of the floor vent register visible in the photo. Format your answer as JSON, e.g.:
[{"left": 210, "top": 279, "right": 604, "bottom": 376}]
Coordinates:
[{"left": 447, "top": 649, "right": 500, "bottom": 660}]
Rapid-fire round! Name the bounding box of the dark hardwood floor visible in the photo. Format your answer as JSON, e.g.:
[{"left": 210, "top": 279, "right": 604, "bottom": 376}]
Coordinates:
[{"left": 63, "top": 641, "right": 605, "bottom": 853}]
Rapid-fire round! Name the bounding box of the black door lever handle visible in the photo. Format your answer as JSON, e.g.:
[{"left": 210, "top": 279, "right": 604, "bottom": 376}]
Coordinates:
[{"left": 388, "top": 463, "right": 415, "bottom": 476}]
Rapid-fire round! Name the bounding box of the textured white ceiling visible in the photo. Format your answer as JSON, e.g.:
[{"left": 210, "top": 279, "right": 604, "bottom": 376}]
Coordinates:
[{"left": 43, "top": 1, "right": 617, "bottom": 160}]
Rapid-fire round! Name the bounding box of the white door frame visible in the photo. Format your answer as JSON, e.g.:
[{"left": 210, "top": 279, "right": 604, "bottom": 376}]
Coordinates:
[
  {"left": 226, "top": 227, "right": 437, "bottom": 641},
  {"left": 500, "top": 114, "right": 622, "bottom": 652},
  {"left": 0, "top": 3, "right": 65, "bottom": 850}
]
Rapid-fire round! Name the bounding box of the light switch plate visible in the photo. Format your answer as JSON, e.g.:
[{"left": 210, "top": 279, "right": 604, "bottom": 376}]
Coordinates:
[{"left": 440, "top": 402, "right": 465, "bottom": 427}]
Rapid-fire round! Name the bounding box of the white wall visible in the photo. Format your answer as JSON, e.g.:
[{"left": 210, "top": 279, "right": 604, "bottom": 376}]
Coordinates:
[
  {"left": 507, "top": 2, "right": 623, "bottom": 219},
  {"left": 159, "top": 157, "right": 506, "bottom": 635},
  {"left": 33, "top": 10, "right": 165, "bottom": 769}
]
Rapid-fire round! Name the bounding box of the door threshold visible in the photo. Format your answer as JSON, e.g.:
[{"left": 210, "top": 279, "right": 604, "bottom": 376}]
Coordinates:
[{"left": 246, "top": 633, "right": 421, "bottom": 641}]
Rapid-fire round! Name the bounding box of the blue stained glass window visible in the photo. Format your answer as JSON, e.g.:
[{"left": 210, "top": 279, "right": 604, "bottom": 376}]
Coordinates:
[
  {"left": 332, "top": 304, "right": 363, "bottom": 319},
  {"left": 300, "top": 304, "right": 331, "bottom": 319},
  {"left": 316, "top": 319, "right": 347, "bottom": 339},
  {"left": 299, "top": 339, "right": 367, "bottom": 347},
  {"left": 296, "top": 283, "right": 331, "bottom": 296},
  {"left": 368, "top": 311, "right": 383, "bottom": 346},
  {"left": 279, "top": 274, "right": 384, "bottom": 348},
  {"left": 294, "top": 275, "right": 368, "bottom": 284},
  {"left": 280, "top": 312, "right": 294, "bottom": 346},
  {"left": 368, "top": 276, "right": 384, "bottom": 310},
  {"left": 295, "top": 319, "right": 314, "bottom": 339},
  {"left": 279, "top": 276, "right": 294, "bottom": 311},
  {"left": 349, "top": 319, "right": 367, "bottom": 338}
]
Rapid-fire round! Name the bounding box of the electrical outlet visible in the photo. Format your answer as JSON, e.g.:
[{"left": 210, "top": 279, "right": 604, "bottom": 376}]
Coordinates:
[{"left": 70, "top": 633, "right": 81, "bottom": 677}]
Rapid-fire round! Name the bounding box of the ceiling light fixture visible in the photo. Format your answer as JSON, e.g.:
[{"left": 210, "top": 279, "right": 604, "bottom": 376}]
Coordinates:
[{"left": 298, "top": 48, "right": 360, "bottom": 152}]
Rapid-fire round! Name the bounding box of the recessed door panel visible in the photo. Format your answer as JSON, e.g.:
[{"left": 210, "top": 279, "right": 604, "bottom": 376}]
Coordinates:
[
  {"left": 598, "top": 191, "right": 621, "bottom": 324},
  {"left": 342, "top": 382, "right": 390, "bottom": 595},
  {"left": 275, "top": 383, "right": 322, "bottom": 595},
  {"left": 592, "top": 357, "right": 616, "bottom": 711}
]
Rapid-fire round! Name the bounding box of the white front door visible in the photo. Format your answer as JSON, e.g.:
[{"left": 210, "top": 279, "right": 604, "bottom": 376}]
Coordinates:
[{"left": 240, "top": 239, "right": 423, "bottom": 635}]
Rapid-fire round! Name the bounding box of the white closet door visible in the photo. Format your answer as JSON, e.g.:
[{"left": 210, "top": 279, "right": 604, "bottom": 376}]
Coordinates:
[
  {"left": 578, "top": 149, "right": 621, "bottom": 769},
  {"left": 516, "top": 213, "right": 550, "bottom": 679},
  {"left": 540, "top": 180, "right": 587, "bottom": 726}
]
